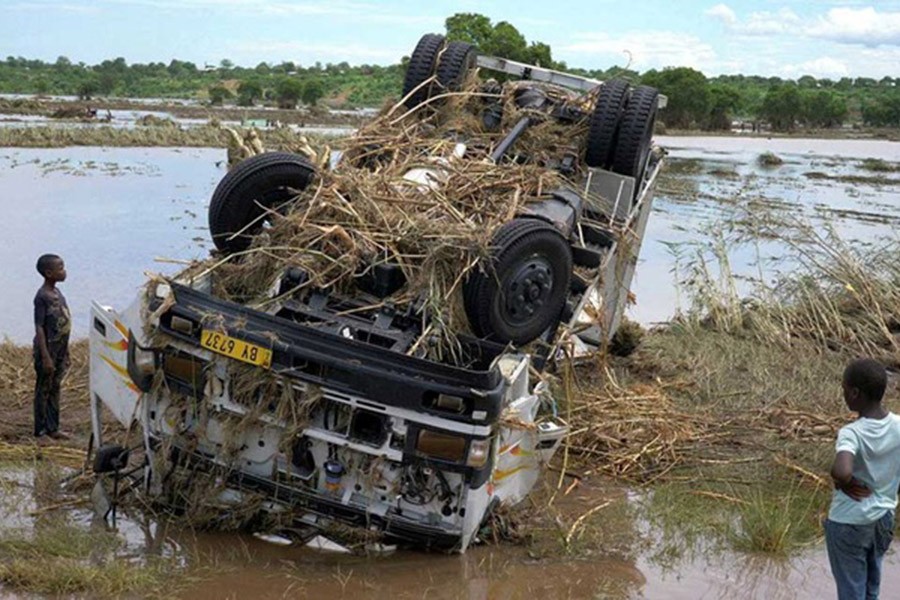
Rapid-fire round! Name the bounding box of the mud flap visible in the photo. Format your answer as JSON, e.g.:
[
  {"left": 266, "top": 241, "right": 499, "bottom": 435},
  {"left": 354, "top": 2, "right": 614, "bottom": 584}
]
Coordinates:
[{"left": 90, "top": 478, "right": 111, "bottom": 519}]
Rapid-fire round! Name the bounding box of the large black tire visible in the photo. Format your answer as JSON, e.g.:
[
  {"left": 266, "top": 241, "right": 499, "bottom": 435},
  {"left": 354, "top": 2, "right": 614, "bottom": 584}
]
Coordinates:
[
  {"left": 611, "top": 85, "right": 659, "bottom": 187},
  {"left": 436, "top": 41, "right": 476, "bottom": 95},
  {"left": 585, "top": 79, "right": 631, "bottom": 168},
  {"left": 209, "top": 152, "right": 315, "bottom": 254},
  {"left": 464, "top": 219, "right": 572, "bottom": 345},
  {"left": 402, "top": 33, "right": 446, "bottom": 109}
]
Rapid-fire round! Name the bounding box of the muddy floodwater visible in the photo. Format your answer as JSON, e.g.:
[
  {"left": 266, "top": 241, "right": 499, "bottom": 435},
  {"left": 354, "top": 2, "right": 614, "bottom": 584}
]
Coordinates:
[
  {"left": 630, "top": 135, "right": 900, "bottom": 326},
  {"left": 0, "top": 146, "right": 221, "bottom": 343},
  {"left": 1, "top": 137, "right": 900, "bottom": 596},
  {"left": 1, "top": 464, "right": 898, "bottom": 599},
  {"left": 2, "top": 136, "right": 900, "bottom": 342}
]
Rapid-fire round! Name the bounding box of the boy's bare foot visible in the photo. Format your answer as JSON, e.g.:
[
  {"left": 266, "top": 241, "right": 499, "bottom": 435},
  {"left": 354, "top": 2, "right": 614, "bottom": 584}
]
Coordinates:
[{"left": 47, "top": 430, "right": 70, "bottom": 440}]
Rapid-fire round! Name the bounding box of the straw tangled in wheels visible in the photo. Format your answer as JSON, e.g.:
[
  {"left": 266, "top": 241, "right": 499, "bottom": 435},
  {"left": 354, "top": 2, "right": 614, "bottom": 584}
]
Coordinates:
[{"left": 205, "top": 80, "right": 592, "bottom": 360}]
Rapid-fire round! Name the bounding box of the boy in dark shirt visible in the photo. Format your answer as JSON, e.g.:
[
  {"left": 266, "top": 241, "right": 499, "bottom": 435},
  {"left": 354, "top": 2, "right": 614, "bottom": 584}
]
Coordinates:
[{"left": 33, "top": 254, "right": 71, "bottom": 439}]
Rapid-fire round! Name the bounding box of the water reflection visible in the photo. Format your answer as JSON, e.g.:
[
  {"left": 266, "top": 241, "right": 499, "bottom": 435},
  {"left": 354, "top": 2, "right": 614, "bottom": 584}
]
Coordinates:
[
  {"left": 4, "top": 462, "right": 900, "bottom": 599},
  {"left": 0, "top": 147, "right": 221, "bottom": 343},
  {"left": 629, "top": 136, "right": 900, "bottom": 326},
  {"left": 1, "top": 138, "right": 899, "bottom": 342}
]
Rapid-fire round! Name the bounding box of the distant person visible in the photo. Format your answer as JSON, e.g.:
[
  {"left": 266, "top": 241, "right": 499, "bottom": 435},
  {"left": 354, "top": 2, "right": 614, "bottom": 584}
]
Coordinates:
[
  {"left": 33, "top": 254, "right": 71, "bottom": 440},
  {"left": 825, "top": 358, "right": 900, "bottom": 600}
]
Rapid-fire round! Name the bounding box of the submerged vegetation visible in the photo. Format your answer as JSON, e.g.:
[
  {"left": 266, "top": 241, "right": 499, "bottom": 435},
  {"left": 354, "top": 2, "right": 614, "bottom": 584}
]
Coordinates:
[
  {"left": 0, "top": 455, "right": 189, "bottom": 597},
  {"left": 0, "top": 520, "right": 177, "bottom": 596},
  {"left": 561, "top": 208, "right": 900, "bottom": 556},
  {"left": 0, "top": 124, "right": 334, "bottom": 149},
  {"left": 757, "top": 151, "right": 784, "bottom": 167}
]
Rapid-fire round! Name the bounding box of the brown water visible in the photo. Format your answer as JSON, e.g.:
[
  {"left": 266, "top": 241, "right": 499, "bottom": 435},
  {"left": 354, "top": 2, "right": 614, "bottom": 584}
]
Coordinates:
[
  {"left": 2, "top": 138, "right": 899, "bottom": 342},
  {"left": 3, "top": 465, "right": 899, "bottom": 599}
]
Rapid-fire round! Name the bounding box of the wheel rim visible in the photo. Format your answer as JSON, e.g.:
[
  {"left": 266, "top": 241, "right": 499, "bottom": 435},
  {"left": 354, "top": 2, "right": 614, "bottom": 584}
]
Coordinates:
[{"left": 502, "top": 256, "right": 555, "bottom": 326}]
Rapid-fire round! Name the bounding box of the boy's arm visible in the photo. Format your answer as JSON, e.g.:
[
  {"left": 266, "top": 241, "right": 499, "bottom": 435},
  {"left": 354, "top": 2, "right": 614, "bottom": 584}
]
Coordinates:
[
  {"left": 831, "top": 450, "right": 871, "bottom": 501},
  {"left": 34, "top": 296, "right": 54, "bottom": 375}
]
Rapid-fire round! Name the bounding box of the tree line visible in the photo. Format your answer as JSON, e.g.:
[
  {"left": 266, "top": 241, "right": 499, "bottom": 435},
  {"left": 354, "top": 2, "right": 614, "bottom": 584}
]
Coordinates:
[{"left": 2, "top": 12, "right": 899, "bottom": 130}]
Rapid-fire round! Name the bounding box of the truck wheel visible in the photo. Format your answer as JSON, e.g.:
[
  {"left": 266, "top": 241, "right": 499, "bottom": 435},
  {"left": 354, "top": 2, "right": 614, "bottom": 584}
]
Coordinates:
[
  {"left": 402, "top": 33, "right": 446, "bottom": 109},
  {"left": 436, "top": 41, "right": 477, "bottom": 96},
  {"left": 611, "top": 85, "right": 659, "bottom": 191},
  {"left": 585, "top": 79, "right": 630, "bottom": 168},
  {"left": 209, "top": 152, "right": 315, "bottom": 254},
  {"left": 464, "top": 219, "right": 572, "bottom": 345}
]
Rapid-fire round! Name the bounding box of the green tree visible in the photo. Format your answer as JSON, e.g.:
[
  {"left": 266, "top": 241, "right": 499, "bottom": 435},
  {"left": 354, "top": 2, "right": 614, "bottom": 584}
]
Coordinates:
[
  {"left": 641, "top": 67, "right": 709, "bottom": 128},
  {"left": 445, "top": 12, "right": 494, "bottom": 47},
  {"left": 800, "top": 90, "right": 847, "bottom": 128},
  {"left": 301, "top": 79, "right": 324, "bottom": 106},
  {"left": 97, "top": 71, "right": 119, "bottom": 95},
  {"left": 487, "top": 21, "right": 528, "bottom": 61},
  {"left": 54, "top": 56, "right": 71, "bottom": 72},
  {"left": 237, "top": 79, "right": 263, "bottom": 106},
  {"left": 76, "top": 76, "right": 100, "bottom": 100},
  {"left": 208, "top": 84, "right": 233, "bottom": 106},
  {"left": 706, "top": 83, "right": 741, "bottom": 130},
  {"left": 445, "top": 12, "right": 557, "bottom": 67},
  {"left": 761, "top": 84, "right": 802, "bottom": 131},
  {"left": 275, "top": 77, "right": 304, "bottom": 108},
  {"left": 861, "top": 91, "right": 900, "bottom": 127},
  {"left": 526, "top": 42, "right": 556, "bottom": 68}
]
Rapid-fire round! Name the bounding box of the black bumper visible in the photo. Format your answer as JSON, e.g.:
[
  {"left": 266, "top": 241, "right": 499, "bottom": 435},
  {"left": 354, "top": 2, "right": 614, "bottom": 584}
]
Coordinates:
[{"left": 156, "top": 284, "right": 506, "bottom": 425}]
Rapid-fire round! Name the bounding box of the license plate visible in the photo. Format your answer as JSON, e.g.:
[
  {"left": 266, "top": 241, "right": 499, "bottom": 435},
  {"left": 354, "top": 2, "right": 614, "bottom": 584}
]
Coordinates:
[{"left": 200, "top": 330, "right": 272, "bottom": 368}]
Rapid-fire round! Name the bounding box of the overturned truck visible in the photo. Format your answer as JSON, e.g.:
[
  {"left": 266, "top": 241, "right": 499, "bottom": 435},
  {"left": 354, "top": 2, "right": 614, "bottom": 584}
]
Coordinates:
[{"left": 88, "top": 34, "right": 665, "bottom": 551}]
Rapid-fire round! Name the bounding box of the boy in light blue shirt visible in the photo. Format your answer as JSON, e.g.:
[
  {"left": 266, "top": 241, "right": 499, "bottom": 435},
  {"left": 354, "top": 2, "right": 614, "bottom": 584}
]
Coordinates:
[{"left": 826, "top": 358, "right": 900, "bottom": 600}]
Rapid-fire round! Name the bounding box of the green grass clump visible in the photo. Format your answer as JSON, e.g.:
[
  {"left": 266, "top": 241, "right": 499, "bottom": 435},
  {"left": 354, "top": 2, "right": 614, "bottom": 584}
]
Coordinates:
[
  {"left": 730, "top": 486, "right": 826, "bottom": 555},
  {"left": 859, "top": 158, "right": 900, "bottom": 172},
  {"left": 0, "top": 520, "right": 180, "bottom": 597},
  {"left": 0, "top": 557, "right": 169, "bottom": 596},
  {"left": 757, "top": 151, "right": 783, "bottom": 167}
]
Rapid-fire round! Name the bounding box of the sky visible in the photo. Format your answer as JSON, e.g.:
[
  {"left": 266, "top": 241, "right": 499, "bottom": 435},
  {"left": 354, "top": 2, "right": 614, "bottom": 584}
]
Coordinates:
[{"left": 3, "top": 0, "right": 900, "bottom": 78}]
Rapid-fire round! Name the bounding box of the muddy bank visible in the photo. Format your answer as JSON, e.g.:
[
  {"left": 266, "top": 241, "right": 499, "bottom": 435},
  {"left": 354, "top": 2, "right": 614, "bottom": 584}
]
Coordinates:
[
  {"left": 0, "top": 124, "right": 341, "bottom": 149},
  {"left": 0, "top": 340, "right": 90, "bottom": 445},
  {"left": 0, "top": 96, "right": 368, "bottom": 128},
  {"left": 662, "top": 127, "right": 900, "bottom": 141}
]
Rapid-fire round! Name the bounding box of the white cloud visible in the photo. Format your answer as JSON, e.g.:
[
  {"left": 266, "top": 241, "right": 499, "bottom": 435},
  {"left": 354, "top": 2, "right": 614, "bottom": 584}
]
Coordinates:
[
  {"left": 779, "top": 56, "right": 850, "bottom": 78},
  {"left": 807, "top": 7, "right": 900, "bottom": 46},
  {"left": 232, "top": 41, "right": 406, "bottom": 64},
  {"left": 705, "top": 3, "right": 737, "bottom": 26},
  {"left": 741, "top": 8, "right": 802, "bottom": 36},
  {"left": 560, "top": 31, "right": 717, "bottom": 71}
]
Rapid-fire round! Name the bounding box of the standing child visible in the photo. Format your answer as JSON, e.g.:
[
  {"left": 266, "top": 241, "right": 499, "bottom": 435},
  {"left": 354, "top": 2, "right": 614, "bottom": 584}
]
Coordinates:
[
  {"left": 33, "top": 254, "right": 71, "bottom": 440},
  {"left": 826, "top": 358, "right": 900, "bottom": 600}
]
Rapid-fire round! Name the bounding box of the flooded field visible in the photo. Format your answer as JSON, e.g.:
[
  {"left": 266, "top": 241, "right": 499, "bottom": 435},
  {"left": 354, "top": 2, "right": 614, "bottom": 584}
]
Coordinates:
[
  {"left": 0, "top": 147, "right": 220, "bottom": 342},
  {"left": 2, "top": 136, "right": 899, "bottom": 342},
  {"left": 1, "top": 135, "right": 899, "bottom": 598},
  {"left": 631, "top": 135, "right": 900, "bottom": 325}
]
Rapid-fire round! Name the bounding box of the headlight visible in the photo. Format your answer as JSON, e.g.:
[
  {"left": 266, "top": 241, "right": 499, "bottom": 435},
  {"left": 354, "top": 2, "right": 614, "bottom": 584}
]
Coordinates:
[
  {"left": 466, "top": 439, "right": 490, "bottom": 468},
  {"left": 416, "top": 430, "right": 466, "bottom": 462},
  {"left": 415, "top": 430, "right": 491, "bottom": 468}
]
